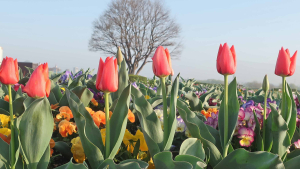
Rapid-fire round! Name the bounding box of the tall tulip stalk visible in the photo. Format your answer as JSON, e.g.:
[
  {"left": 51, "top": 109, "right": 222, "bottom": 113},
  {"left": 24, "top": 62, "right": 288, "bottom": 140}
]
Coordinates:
[
  {"left": 216, "top": 43, "right": 236, "bottom": 157},
  {"left": 95, "top": 57, "right": 118, "bottom": 158},
  {"left": 0, "top": 57, "right": 19, "bottom": 169},
  {"left": 274, "top": 47, "right": 297, "bottom": 118},
  {"left": 152, "top": 46, "right": 174, "bottom": 146},
  {"left": 262, "top": 75, "right": 269, "bottom": 149}
]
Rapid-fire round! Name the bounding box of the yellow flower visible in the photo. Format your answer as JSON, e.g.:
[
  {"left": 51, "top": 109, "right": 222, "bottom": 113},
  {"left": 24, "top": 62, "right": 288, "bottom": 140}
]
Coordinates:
[
  {"left": 148, "top": 158, "right": 155, "bottom": 169},
  {"left": 100, "top": 128, "right": 106, "bottom": 145},
  {"left": 185, "top": 130, "right": 192, "bottom": 138},
  {"left": 0, "top": 114, "right": 10, "bottom": 128},
  {"left": 0, "top": 128, "right": 11, "bottom": 136},
  {"left": 134, "top": 130, "right": 148, "bottom": 152},
  {"left": 137, "top": 152, "right": 147, "bottom": 160},
  {"left": 145, "top": 95, "right": 151, "bottom": 99},
  {"left": 61, "top": 87, "right": 65, "bottom": 91},
  {"left": 71, "top": 137, "right": 86, "bottom": 163}
]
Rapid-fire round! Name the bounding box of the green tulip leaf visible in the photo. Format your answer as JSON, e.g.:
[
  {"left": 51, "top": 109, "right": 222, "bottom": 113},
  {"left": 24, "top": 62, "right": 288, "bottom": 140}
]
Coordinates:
[
  {"left": 164, "top": 74, "right": 179, "bottom": 150},
  {"left": 111, "top": 60, "right": 129, "bottom": 101},
  {"left": 218, "top": 77, "right": 239, "bottom": 153},
  {"left": 179, "top": 138, "right": 205, "bottom": 160},
  {"left": 281, "top": 83, "right": 292, "bottom": 128},
  {"left": 286, "top": 83, "right": 297, "bottom": 138},
  {"left": 97, "top": 159, "right": 148, "bottom": 169},
  {"left": 108, "top": 85, "right": 131, "bottom": 159},
  {"left": 174, "top": 155, "right": 206, "bottom": 169},
  {"left": 286, "top": 149, "right": 300, "bottom": 161},
  {"left": 177, "top": 100, "right": 222, "bottom": 167},
  {"left": 284, "top": 155, "right": 300, "bottom": 169},
  {"left": 270, "top": 103, "right": 291, "bottom": 158},
  {"left": 214, "top": 148, "right": 284, "bottom": 169},
  {"left": 55, "top": 158, "right": 88, "bottom": 169},
  {"left": 13, "top": 97, "right": 25, "bottom": 116},
  {"left": 66, "top": 89, "right": 104, "bottom": 168},
  {"left": 54, "top": 141, "right": 73, "bottom": 159},
  {"left": 184, "top": 91, "right": 203, "bottom": 112},
  {"left": 153, "top": 151, "right": 193, "bottom": 169},
  {"left": 18, "top": 97, "right": 53, "bottom": 169},
  {"left": 131, "top": 86, "right": 164, "bottom": 157},
  {"left": 36, "top": 145, "right": 50, "bottom": 169},
  {"left": 0, "top": 136, "right": 9, "bottom": 169},
  {"left": 253, "top": 111, "right": 264, "bottom": 151}
]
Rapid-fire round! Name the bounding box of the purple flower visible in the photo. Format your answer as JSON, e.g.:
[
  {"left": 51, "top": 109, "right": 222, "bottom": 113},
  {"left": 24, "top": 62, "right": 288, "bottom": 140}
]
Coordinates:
[
  {"left": 205, "top": 111, "right": 218, "bottom": 129},
  {"left": 87, "top": 74, "right": 93, "bottom": 80},
  {"left": 242, "top": 100, "right": 255, "bottom": 109},
  {"left": 132, "top": 82, "right": 139, "bottom": 89}
]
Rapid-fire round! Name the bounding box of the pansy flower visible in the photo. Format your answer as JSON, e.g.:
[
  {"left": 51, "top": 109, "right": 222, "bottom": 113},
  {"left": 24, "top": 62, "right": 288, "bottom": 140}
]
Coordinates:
[
  {"left": 58, "top": 120, "right": 77, "bottom": 137},
  {"left": 238, "top": 127, "right": 255, "bottom": 147}
]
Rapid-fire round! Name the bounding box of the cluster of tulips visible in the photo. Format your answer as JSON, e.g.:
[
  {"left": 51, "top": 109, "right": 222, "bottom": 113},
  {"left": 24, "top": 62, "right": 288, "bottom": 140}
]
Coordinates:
[{"left": 0, "top": 42, "right": 300, "bottom": 169}]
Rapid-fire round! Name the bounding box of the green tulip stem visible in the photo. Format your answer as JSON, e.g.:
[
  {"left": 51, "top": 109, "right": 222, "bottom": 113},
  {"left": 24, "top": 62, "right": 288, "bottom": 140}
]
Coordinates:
[
  {"left": 161, "top": 77, "right": 168, "bottom": 147},
  {"left": 8, "top": 85, "right": 15, "bottom": 169},
  {"left": 263, "top": 90, "right": 268, "bottom": 151},
  {"left": 223, "top": 75, "right": 229, "bottom": 157},
  {"left": 104, "top": 92, "right": 110, "bottom": 159},
  {"left": 282, "top": 77, "right": 286, "bottom": 116}
]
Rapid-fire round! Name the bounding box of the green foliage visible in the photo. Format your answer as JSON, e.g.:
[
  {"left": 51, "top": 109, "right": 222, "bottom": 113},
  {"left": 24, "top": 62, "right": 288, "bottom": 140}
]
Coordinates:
[
  {"left": 128, "top": 75, "right": 147, "bottom": 84},
  {"left": 18, "top": 98, "right": 53, "bottom": 169},
  {"left": 218, "top": 78, "right": 239, "bottom": 155},
  {"left": 214, "top": 149, "right": 284, "bottom": 169}
]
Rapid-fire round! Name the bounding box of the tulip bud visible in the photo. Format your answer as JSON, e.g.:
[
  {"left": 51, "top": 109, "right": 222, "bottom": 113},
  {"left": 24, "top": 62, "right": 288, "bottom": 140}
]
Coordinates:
[
  {"left": 275, "top": 47, "right": 297, "bottom": 77},
  {"left": 262, "top": 74, "right": 269, "bottom": 93},
  {"left": 117, "top": 46, "right": 123, "bottom": 66},
  {"left": 152, "top": 46, "right": 174, "bottom": 78},
  {"left": 96, "top": 57, "right": 118, "bottom": 93},
  {"left": 216, "top": 43, "right": 236, "bottom": 75},
  {"left": 23, "top": 63, "right": 51, "bottom": 98},
  {"left": 0, "top": 57, "right": 19, "bottom": 85}
]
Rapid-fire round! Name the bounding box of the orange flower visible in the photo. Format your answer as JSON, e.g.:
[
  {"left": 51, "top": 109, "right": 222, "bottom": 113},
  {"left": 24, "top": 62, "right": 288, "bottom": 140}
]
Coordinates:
[
  {"left": 86, "top": 107, "right": 95, "bottom": 116},
  {"left": 50, "top": 138, "right": 55, "bottom": 148},
  {"left": 49, "top": 138, "right": 55, "bottom": 157},
  {"left": 4, "top": 95, "right": 9, "bottom": 102},
  {"left": 92, "top": 111, "right": 106, "bottom": 127},
  {"left": 201, "top": 110, "right": 211, "bottom": 118},
  {"left": 91, "top": 98, "right": 98, "bottom": 106},
  {"left": 56, "top": 106, "right": 73, "bottom": 121},
  {"left": 208, "top": 108, "right": 218, "bottom": 114},
  {"left": 51, "top": 103, "right": 59, "bottom": 110},
  {"left": 128, "top": 109, "right": 135, "bottom": 123},
  {"left": 58, "top": 120, "right": 76, "bottom": 137},
  {"left": 0, "top": 133, "right": 11, "bottom": 144}
]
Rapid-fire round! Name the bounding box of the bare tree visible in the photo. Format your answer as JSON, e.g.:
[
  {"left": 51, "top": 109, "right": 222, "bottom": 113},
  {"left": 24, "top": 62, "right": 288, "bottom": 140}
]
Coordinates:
[{"left": 89, "top": 0, "right": 182, "bottom": 75}]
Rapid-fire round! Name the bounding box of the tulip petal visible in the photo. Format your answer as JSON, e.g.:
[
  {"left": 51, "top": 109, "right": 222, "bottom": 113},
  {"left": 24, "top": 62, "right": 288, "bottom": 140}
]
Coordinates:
[
  {"left": 275, "top": 47, "right": 291, "bottom": 76},
  {"left": 23, "top": 64, "right": 50, "bottom": 98},
  {"left": 0, "top": 57, "right": 19, "bottom": 85},
  {"left": 289, "top": 50, "right": 297, "bottom": 76},
  {"left": 98, "top": 57, "right": 118, "bottom": 92},
  {"left": 216, "top": 43, "right": 236, "bottom": 75},
  {"left": 96, "top": 58, "right": 105, "bottom": 90},
  {"left": 152, "top": 46, "right": 172, "bottom": 77}
]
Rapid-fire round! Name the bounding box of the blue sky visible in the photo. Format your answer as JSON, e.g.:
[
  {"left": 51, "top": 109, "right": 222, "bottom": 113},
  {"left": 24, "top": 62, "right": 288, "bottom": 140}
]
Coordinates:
[{"left": 1, "top": 0, "right": 300, "bottom": 85}]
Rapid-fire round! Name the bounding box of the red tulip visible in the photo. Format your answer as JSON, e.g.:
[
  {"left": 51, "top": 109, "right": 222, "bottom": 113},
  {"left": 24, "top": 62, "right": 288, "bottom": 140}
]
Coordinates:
[
  {"left": 275, "top": 47, "right": 297, "bottom": 77},
  {"left": 152, "top": 46, "right": 174, "bottom": 78},
  {"left": 14, "top": 83, "right": 24, "bottom": 91},
  {"left": 0, "top": 57, "right": 19, "bottom": 85},
  {"left": 216, "top": 43, "right": 236, "bottom": 75},
  {"left": 96, "top": 57, "right": 118, "bottom": 93},
  {"left": 23, "top": 63, "right": 51, "bottom": 98}
]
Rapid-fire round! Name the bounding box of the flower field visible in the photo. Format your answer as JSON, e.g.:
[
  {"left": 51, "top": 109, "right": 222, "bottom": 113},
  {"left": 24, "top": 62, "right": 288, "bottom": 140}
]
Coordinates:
[{"left": 0, "top": 44, "right": 300, "bottom": 169}]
